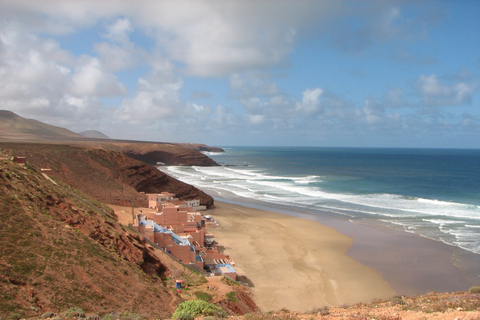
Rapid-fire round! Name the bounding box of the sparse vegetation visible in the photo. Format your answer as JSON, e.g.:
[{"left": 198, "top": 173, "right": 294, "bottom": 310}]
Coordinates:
[
  {"left": 400, "top": 292, "right": 480, "bottom": 313},
  {"left": 172, "top": 300, "right": 225, "bottom": 319},
  {"left": 308, "top": 306, "right": 330, "bottom": 315},
  {"left": 100, "top": 312, "right": 145, "bottom": 320},
  {"left": 194, "top": 291, "right": 213, "bottom": 301},
  {"left": 222, "top": 276, "right": 239, "bottom": 286},
  {"left": 63, "top": 307, "right": 85, "bottom": 317},
  {"left": 244, "top": 311, "right": 299, "bottom": 320},
  {"left": 469, "top": 286, "right": 480, "bottom": 294},
  {"left": 226, "top": 291, "right": 237, "bottom": 302}
]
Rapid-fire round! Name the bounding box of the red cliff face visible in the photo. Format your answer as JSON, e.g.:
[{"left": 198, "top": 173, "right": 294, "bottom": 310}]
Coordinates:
[
  {"left": 0, "top": 142, "right": 215, "bottom": 208},
  {"left": 101, "top": 142, "right": 221, "bottom": 166}
]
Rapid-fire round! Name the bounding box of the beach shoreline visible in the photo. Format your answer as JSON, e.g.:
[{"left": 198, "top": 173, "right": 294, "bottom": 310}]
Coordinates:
[
  {"left": 209, "top": 201, "right": 394, "bottom": 312},
  {"left": 111, "top": 192, "right": 480, "bottom": 312},
  {"left": 207, "top": 199, "right": 480, "bottom": 312}
]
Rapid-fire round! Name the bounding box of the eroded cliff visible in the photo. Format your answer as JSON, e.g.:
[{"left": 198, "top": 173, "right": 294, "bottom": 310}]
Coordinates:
[{"left": 0, "top": 142, "right": 215, "bottom": 208}]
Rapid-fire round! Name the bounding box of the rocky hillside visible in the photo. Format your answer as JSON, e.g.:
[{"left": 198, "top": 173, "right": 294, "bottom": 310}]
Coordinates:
[
  {"left": 0, "top": 155, "right": 190, "bottom": 318},
  {"left": 0, "top": 153, "right": 257, "bottom": 319},
  {"left": 0, "top": 142, "right": 215, "bottom": 208}
]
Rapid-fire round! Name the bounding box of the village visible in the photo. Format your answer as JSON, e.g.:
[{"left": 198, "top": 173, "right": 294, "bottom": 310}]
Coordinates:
[{"left": 125, "top": 192, "right": 246, "bottom": 284}]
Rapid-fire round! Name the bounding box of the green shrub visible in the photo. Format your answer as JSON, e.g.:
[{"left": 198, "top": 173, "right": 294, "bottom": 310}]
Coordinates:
[
  {"left": 226, "top": 291, "right": 237, "bottom": 302},
  {"left": 194, "top": 291, "right": 213, "bottom": 302},
  {"left": 390, "top": 296, "right": 406, "bottom": 305},
  {"left": 172, "top": 300, "right": 225, "bottom": 319},
  {"left": 469, "top": 286, "right": 480, "bottom": 294},
  {"left": 64, "top": 306, "right": 85, "bottom": 317}
]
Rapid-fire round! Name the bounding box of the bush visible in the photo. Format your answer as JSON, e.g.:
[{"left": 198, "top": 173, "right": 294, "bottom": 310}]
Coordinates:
[
  {"left": 469, "top": 286, "right": 480, "bottom": 294},
  {"left": 194, "top": 291, "right": 213, "bottom": 302},
  {"left": 390, "top": 296, "right": 406, "bottom": 305},
  {"left": 173, "top": 300, "right": 225, "bottom": 319}
]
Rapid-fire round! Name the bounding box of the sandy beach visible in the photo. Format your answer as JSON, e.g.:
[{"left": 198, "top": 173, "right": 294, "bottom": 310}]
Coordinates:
[
  {"left": 111, "top": 199, "right": 480, "bottom": 313},
  {"left": 209, "top": 201, "right": 394, "bottom": 312}
]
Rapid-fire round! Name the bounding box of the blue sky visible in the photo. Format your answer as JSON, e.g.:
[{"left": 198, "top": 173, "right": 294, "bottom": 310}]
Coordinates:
[{"left": 1, "top": 0, "right": 479, "bottom": 148}]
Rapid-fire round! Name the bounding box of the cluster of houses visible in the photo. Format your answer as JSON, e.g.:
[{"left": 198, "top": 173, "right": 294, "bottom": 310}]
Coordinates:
[{"left": 132, "top": 192, "right": 239, "bottom": 281}]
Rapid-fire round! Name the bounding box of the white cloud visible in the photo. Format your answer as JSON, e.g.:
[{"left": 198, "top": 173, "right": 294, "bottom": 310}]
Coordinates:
[
  {"left": 0, "top": 19, "right": 120, "bottom": 130},
  {"left": 247, "top": 114, "right": 266, "bottom": 125},
  {"left": 115, "top": 56, "right": 183, "bottom": 123},
  {"left": 103, "top": 17, "right": 133, "bottom": 44},
  {"left": 2, "top": 0, "right": 343, "bottom": 77},
  {"left": 361, "top": 97, "right": 385, "bottom": 125},
  {"left": 69, "top": 56, "right": 127, "bottom": 97},
  {"left": 417, "top": 74, "right": 477, "bottom": 107},
  {"left": 296, "top": 88, "right": 323, "bottom": 115},
  {"left": 0, "top": 0, "right": 477, "bottom": 147}
]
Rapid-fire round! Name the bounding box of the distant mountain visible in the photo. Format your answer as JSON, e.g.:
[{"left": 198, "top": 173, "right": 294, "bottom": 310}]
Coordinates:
[
  {"left": 78, "top": 130, "right": 110, "bottom": 139},
  {"left": 0, "top": 110, "right": 83, "bottom": 141}
]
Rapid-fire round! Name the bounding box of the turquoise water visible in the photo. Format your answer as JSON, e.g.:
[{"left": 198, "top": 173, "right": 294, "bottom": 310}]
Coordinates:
[{"left": 161, "top": 147, "right": 480, "bottom": 254}]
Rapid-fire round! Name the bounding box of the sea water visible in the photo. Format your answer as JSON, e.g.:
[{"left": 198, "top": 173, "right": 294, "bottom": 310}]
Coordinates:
[{"left": 160, "top": 147, "right": 480, "bottom": 255}]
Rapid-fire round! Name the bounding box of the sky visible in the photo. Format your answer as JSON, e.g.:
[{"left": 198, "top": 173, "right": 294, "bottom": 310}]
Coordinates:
[{"left": 0, "top": 0, "right": 479, "bottom": 148}]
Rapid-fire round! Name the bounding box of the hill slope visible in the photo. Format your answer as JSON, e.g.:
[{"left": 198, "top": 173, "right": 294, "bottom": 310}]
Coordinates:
[
  {"left": 0, "top": 110, "right": 83, "bottom": 141},
  {"left": 0, "top": 156, "right": 195, "bottom": 318}
]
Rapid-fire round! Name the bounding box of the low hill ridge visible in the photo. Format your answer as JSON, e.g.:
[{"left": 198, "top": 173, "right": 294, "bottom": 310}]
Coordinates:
[
  {"left": 0, "top": 110, "right": 83, "bottom": 141},
  {"left": 0, "top": 110, "right": 222, "bottom": 166}
]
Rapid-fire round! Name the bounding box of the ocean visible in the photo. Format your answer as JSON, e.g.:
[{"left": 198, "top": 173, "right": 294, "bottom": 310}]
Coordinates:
[{"left": 160, "top": 147, "right": 480, "bottom": 255}]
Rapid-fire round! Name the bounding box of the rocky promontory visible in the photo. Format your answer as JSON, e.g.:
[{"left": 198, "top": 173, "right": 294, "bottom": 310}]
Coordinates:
[
  {"left": 0, "top": 142, "right": 215, "bottom": 208},
  {"left": 102, "top": 141, "right": 221, "bottom": 166}
]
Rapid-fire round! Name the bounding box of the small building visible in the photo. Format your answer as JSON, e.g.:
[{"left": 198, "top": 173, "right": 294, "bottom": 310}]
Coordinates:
[
  {"left": 215, "top": 264, "right": 237, "bottom": 280},
  {"left": 147, "top": 192, "right": 177, "bottom": 209},
  {"left": 138, "top": 218, "right": 197, "bottom": 265},
  {"left": 13, "top": 156, "right": 27, "bottom": 164}
]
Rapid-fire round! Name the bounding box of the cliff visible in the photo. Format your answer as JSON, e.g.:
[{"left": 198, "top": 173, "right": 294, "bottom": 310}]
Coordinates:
[
  {"left": 101, "top": 141, "right": 220, "bottom": 166},
  {"left": 0, "top": 142, "right": 215, "bottom": 208}
]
